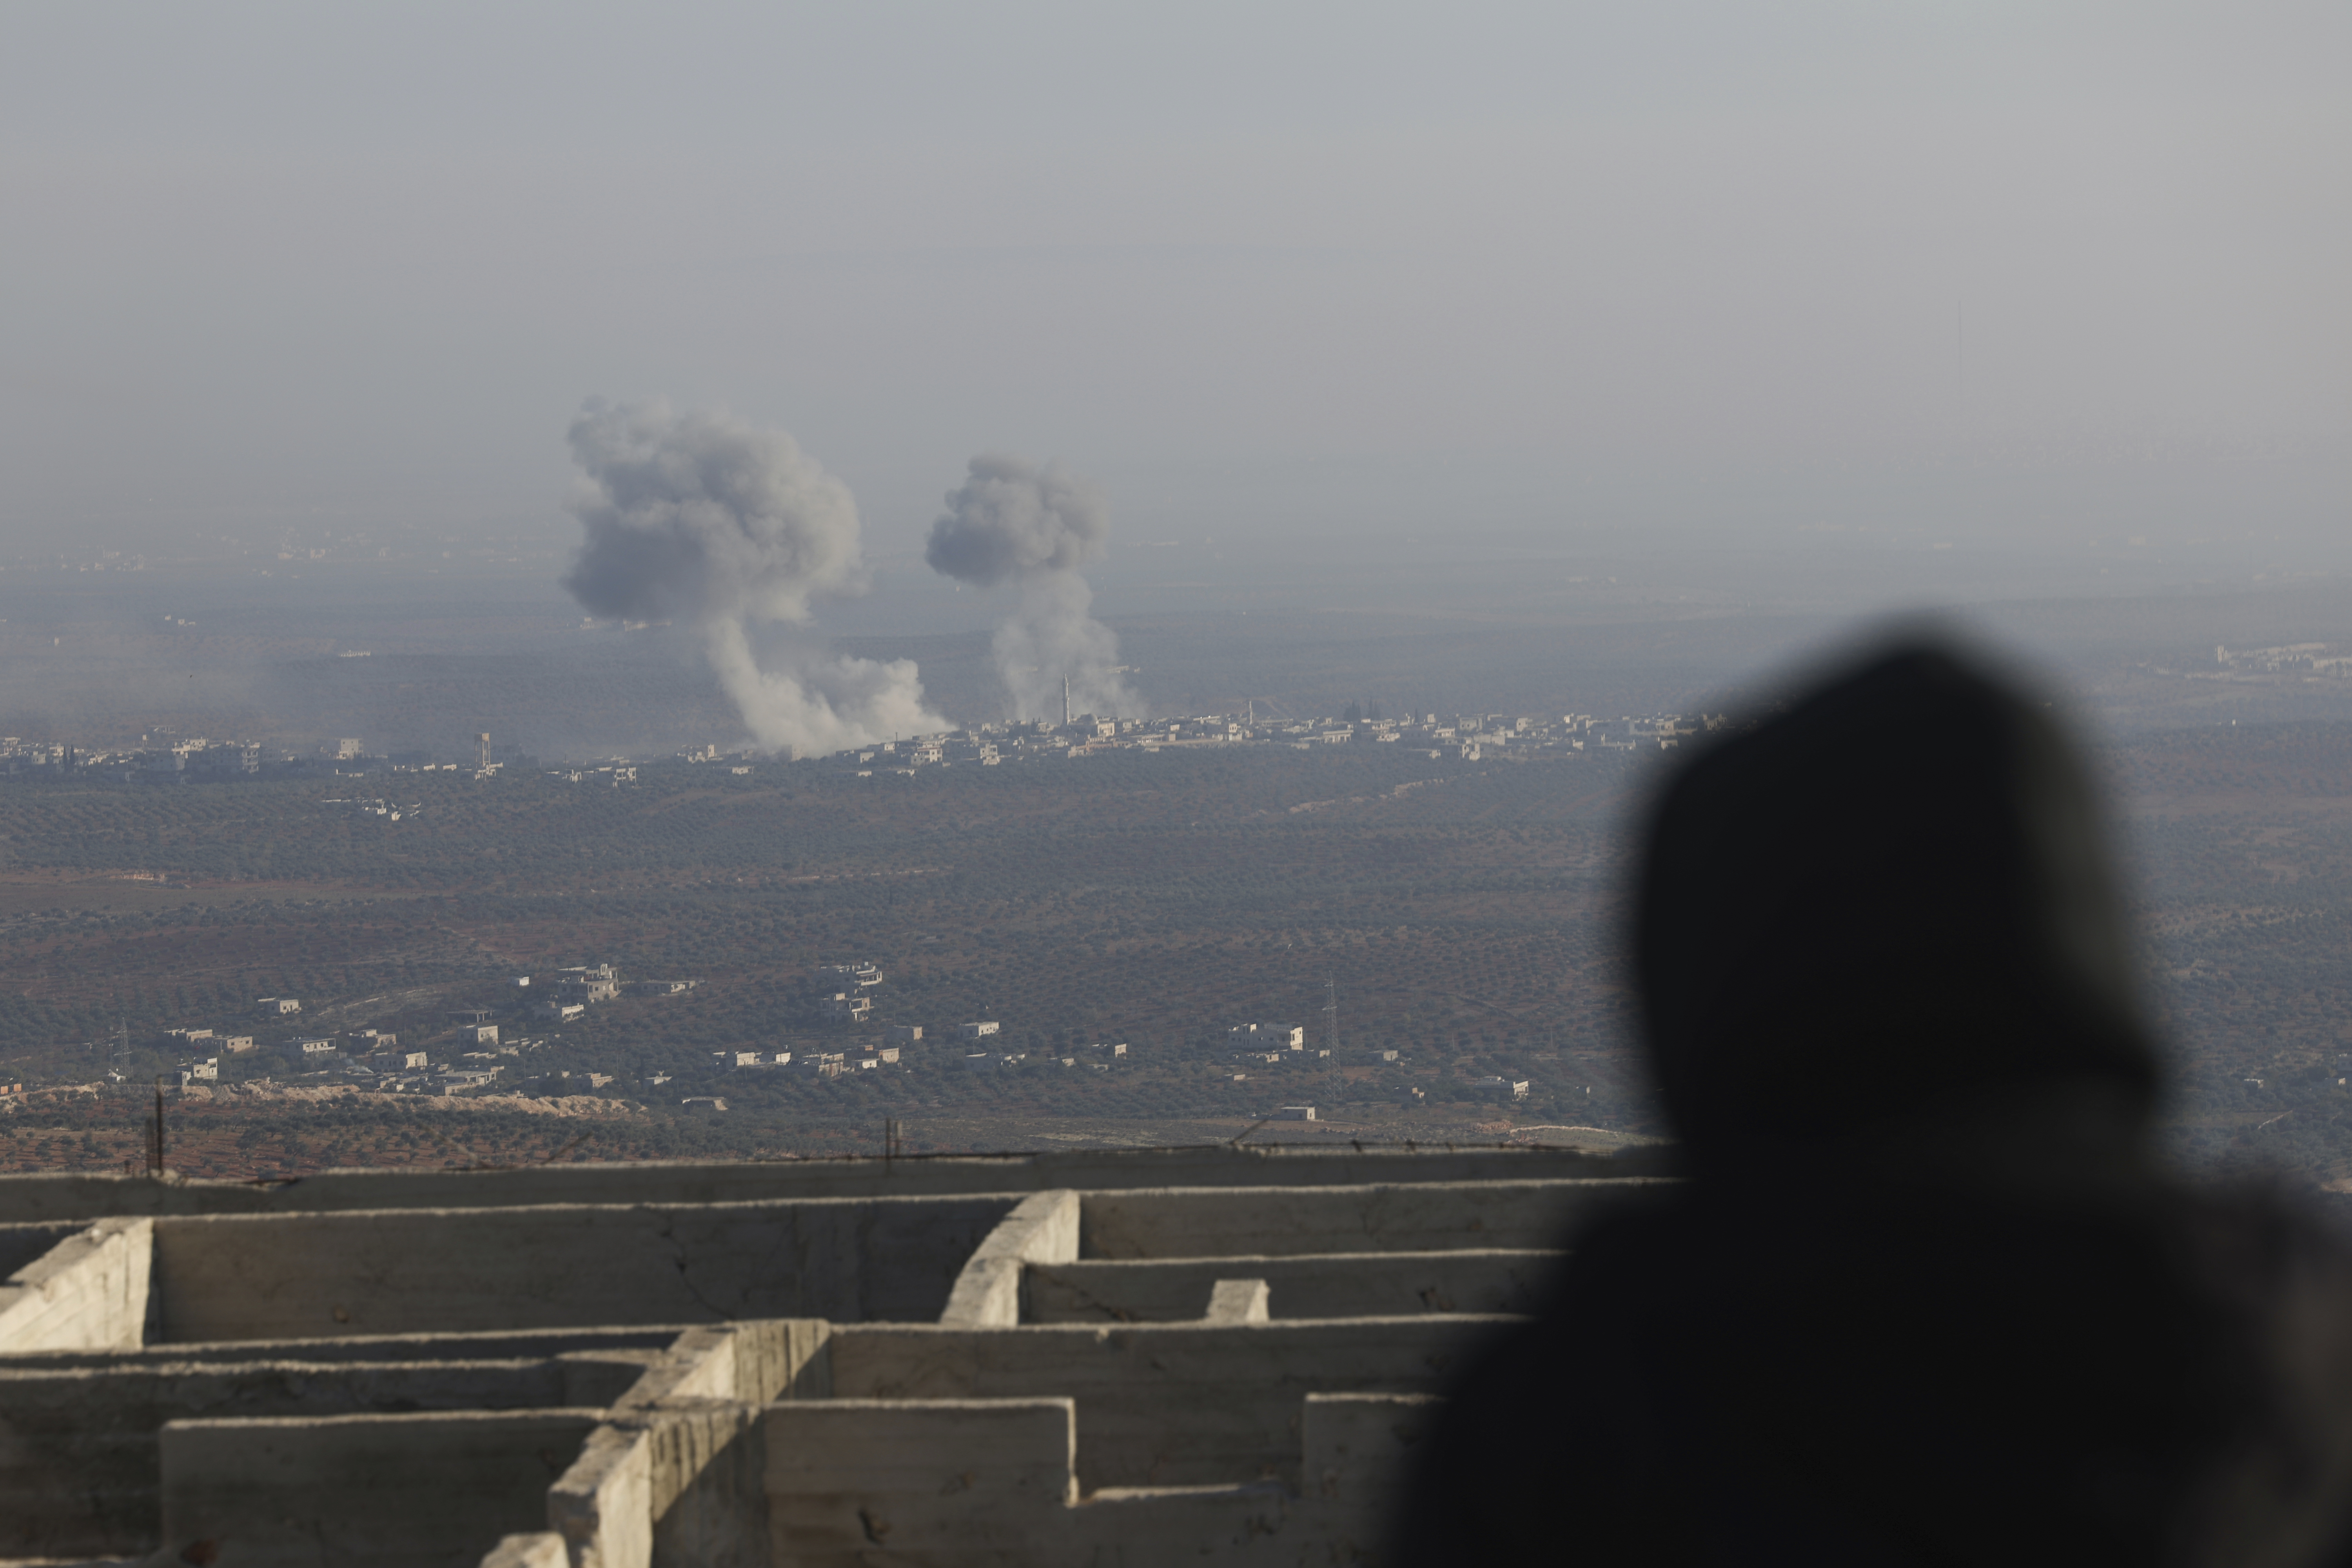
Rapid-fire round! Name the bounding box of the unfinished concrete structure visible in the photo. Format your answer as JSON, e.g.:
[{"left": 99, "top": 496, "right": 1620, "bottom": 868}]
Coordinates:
[{"left": 0, "top": 1145, "right": 1648, "bottom": 1566}]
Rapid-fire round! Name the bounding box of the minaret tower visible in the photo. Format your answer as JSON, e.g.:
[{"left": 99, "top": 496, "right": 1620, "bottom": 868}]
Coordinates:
[{"left": 1062, "top": 675, "right": 1071, "bottom": 729}]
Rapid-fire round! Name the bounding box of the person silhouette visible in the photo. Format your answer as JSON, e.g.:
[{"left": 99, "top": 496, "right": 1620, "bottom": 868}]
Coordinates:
[{"left": 1396, "top": 640, "right": 2352, "bottom": 1566}]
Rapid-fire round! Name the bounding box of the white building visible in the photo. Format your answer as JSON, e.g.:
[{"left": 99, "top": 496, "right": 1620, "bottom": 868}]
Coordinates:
[
  {"left": 962, "top": 1022, "right": 1000, "bottom": 1040},
  {"left": 1272, "top": 1106, "right": 1317, "bottom": 1121},
  {"left": 1228, "top": 1024, "right": 1304, "bottom": 1049}
]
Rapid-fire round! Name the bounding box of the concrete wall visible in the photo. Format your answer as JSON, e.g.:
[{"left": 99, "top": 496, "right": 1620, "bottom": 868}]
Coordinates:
[
  {"left": 499, "top": 1313, "right": 1401, "bottom": 1568},
  {"left": 160, "top": 1409, "right": 605, "bottom": 1568},
  {"left": 765, "top": 1398, "right": 1079, "bottom": 1566},
  {"left": 644, "top": 1401, "right": 772, "bottom": 1568},
  {"left": 0, "top": 1220, "right": 85, "bottom": 1278},
  {"left": 1078, "top": 1179, "right": 1658, "bottom": 1258},
  {"left": 477, "top": 1329, "right": 1449, "bottom": 1568},
  {"left": 939, "top": 1191, "right": 1079, "bottom": 1328},
  {"left": 0, "top": 1356, "right": 634, "bottom": 1561},
  {"left": 0, "top": 1218, "right": 153, "bottom": 1353},
  {"left": 0, "top": 1145, "right": 1647, "bottom": 1224},
  {"left": 1024, "top": 1248, "right": 1564, "bottom": 1322},
  {"left": 758, "top": 1392, "right": 1437, "bottom": 1566},
  {"left": 149, "top": 1198, "right": 1014, "bottom": 1343},
  {"left": 826, "top": 1317, "right": 1506, "bottom": 1490},
  {"left": 4, "top": 1323, "right": 691, "bottom": 1371},
  {"left": 0, "top": 1152, "right": 1614, "bottom": 1566},
  {"left": 485, "top": 1533, "right": 573, "bottom": 1568},
  {"left": 1295, "top": 1392, "right": 1440, "bottom": 1558},
  {"left": 539, "top": 1319, "right": 832, "bottom": 1568}
]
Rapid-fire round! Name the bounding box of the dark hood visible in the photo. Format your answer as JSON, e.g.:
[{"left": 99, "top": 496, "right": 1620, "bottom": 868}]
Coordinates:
[{"left": 1634, "top": 640, "right": 2158, "bottom": 1171}]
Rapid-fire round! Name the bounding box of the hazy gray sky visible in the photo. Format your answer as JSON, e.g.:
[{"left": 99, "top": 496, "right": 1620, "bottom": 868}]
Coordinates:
[{"left": 4, "top": 2, "right": 2345, "bottom": 566}]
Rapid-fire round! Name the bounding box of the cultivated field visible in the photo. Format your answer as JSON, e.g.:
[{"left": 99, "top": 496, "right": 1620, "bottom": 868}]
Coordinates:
[{"left": 3, "top": 718, "right": 2352, "bottom": 1182}]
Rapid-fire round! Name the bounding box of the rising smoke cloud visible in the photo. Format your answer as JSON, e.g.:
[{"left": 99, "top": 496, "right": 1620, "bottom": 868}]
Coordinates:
[
  {"left": 563, "top": 401, "right": 944, "bottom": 755},
  {"left": 924, "top": 454, "right": 1140, "bottom": 722}
]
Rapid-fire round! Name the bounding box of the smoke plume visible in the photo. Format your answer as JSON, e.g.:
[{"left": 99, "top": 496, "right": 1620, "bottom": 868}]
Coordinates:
[
  {"left": 924, "top": 454, "right": 1140, "bottom": 721},
  {"left": 563, "top": 401, "right": 944, "bottom": 754}
]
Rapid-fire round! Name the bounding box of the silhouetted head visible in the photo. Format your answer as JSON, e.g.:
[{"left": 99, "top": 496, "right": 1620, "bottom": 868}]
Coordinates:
[{"left": 1635, "top": 639, "right": 2158, "bottom": 1172}]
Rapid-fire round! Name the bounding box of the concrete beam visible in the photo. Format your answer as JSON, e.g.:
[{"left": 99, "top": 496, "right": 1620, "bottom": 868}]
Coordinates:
[
  {"left": 0, "top": 1218, "right": 152, "bottom": 1354},
  {"left": 159, "top": 1409, "right": 604, "bottom": 1568},
  {"left": 0, "top": 1323, "right": 693, "bottom": 1371},
  {"left": 940, "top": 1191, "right": 1078, "bottom": 1328},
  {"left": 149, "top": 1198, "right": 1014, "bottom": 1342},
  {"left": 1024, "top": 1247, "right": 1563, "bottom": 1323},
  {"left": 1079, "top": 1179, "right": 1657, "bottom": 1258},
  {"left": 0, "top": 1146, "right": 1643, "bottom": 1224}
]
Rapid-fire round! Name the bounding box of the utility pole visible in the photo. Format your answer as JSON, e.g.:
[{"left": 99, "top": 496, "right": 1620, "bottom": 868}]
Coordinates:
[
  {"left": 150, "top": 1076, "right": 167, "bottom": 1177},
  {"left": 1323, "top": 980, "right": 1342, "bottom": 1108}
]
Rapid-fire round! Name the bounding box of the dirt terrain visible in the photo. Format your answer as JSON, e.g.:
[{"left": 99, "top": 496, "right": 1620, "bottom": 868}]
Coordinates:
[{"left": 2, "top": 716, "right": 2351, "bottom": 1181}]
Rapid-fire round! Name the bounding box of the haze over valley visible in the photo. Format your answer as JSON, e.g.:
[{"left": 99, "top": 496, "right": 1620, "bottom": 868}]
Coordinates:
[{"left": 1, "top": 0, "right": 2347, "bottom": 1177}]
